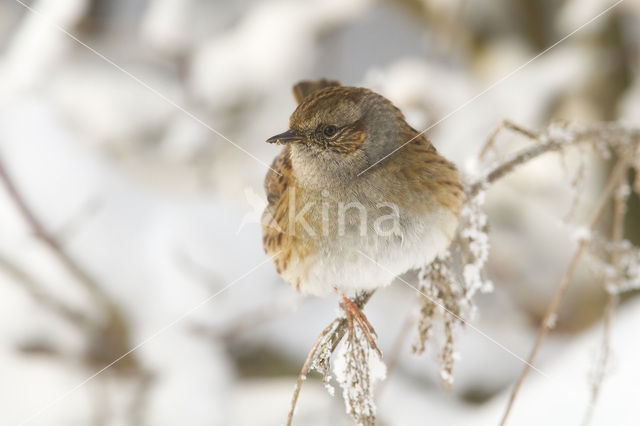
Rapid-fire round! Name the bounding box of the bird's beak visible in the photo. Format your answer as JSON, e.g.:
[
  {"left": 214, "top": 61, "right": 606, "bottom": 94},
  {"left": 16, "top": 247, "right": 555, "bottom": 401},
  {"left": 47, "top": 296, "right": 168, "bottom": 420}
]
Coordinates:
[{"left": 266, "top": 129, "right": 304, "bottom": 145}]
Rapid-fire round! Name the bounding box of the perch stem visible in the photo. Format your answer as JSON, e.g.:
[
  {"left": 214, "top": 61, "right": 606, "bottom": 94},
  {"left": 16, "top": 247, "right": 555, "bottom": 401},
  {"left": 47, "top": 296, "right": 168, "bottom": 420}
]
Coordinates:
[
  {"left": 286, "top": 291, "right": 375, "bottom": 426},
  {"left": 286, "top": 318, "right": 341, "bottom": 426}
]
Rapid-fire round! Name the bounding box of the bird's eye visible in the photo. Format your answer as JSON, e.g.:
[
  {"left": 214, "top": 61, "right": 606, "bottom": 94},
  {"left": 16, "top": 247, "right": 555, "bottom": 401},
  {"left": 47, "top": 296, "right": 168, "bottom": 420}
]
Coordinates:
[{"left": 323, "top": 125, "right": 337, "bottom": 138}]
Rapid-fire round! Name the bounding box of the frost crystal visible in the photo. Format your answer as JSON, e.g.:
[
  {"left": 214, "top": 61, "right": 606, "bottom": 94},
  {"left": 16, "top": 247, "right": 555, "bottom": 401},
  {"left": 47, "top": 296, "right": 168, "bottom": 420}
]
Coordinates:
[
  {"left": 324, "top": 381, "right": 335, "bottom": 397},
  {"left": 571, "top": 226, "right": 592, "bottom": 244},
  {"left": 459, "top": 190, "right": 492, "bottom": 298},
  {"left": 410, "top": 187, "right": 494, "bottom": 388},
  {"left": 334, "top": 328, "right": 386, "bottom": 426},
  {"left": 309, "top": 321, "right": 339, "bottom": 393},
  {"left": 588, "top": 239, "right": 640, "bottom": 295},
  {"left": 545, "top": 313, "right": 558, "bottom": 329},
  {"left": 603, "top": 241, "right": 640, "bottom": 294},
  {"left": 413, "top": 253, "right": 465, "bottom": 388}
]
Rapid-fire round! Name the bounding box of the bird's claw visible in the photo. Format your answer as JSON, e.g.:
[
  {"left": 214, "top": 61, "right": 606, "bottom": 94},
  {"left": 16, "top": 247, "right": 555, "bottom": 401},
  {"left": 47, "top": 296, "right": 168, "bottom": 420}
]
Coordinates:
[{"left": 339, "top": 294, "right": 382, "bottom": 358}]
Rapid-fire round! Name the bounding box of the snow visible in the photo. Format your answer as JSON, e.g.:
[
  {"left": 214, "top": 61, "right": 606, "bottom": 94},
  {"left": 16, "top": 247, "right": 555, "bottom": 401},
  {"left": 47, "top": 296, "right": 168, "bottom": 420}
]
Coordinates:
[
  {"left": 333, "top": 330, "right": 386, "bottom": 425},
  {"left": 571, "top": 226, "right": 592, "bottom": 244},
  {"left": 48, "top": 63, "right": 182, "bottom": 150},
  {"left": 0, "top": 0, "right": 639, "bottom": 425},
  {"left": 188, "top": 0, "right": 370, "bottom": 108},
  {"left": 0, "top": 0, "right": 89, "bottom": 93},
  {"left": 0, "top": 97, "right": 271, "bottom": 425},
  {"left": 459, "top": 191, "right": 492, "bottom": 298}
]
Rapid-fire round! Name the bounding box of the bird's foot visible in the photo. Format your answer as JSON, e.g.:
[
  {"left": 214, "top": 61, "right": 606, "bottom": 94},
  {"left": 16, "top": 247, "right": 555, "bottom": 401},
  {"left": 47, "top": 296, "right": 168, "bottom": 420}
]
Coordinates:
[{"left": 338, "top": 293, "right": 382, "bottom": 358}]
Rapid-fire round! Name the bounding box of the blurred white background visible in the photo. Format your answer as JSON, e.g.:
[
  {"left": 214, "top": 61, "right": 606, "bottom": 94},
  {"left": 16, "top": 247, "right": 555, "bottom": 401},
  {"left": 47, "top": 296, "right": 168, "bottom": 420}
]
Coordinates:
[{"left": 0, "top": 0, "right": 639, "bottom": 425}]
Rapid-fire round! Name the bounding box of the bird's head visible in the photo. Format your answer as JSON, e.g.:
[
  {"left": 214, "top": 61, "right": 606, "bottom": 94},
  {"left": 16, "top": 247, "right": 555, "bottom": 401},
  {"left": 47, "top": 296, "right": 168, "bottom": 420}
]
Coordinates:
[{"left": 266, "top": 86, "right": 409, "bottom": 183}]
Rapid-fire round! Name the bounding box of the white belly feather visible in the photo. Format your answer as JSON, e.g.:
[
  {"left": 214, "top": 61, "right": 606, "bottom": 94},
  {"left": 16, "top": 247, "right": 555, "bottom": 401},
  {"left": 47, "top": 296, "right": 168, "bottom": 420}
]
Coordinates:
[{"left": 300, "top": 206, "right": 459, "bottom": 296}]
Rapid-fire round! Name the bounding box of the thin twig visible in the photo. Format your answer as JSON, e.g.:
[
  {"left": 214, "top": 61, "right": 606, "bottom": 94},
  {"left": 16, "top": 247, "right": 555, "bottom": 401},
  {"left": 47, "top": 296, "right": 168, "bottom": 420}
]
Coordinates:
[
  {"left": 54, "top": 196, "right": 103, "bottom": 243},
  {"left": 472, "top": 140, "right": 570, "bottom": 197},
  {"left": 582, "top": 170, "right": 627, "bottom": 426},
  {"left": 0, "top": 153, "right": 144, "bottom": 422},
  {"left": 499, "top": 158, "right": 630, "bottom": 426},
  {"left": 479, "top": 120, "right": 539, "bottom": 161},
  {"left": 286, "top": 291, "right": 375, "bottom": 426},
  {"left": 0, "top": 155, "right": 113, "bottom": 314},
  {"left": 470, "top": 123, "right": 640, "bottom": 197},
  {"left": 582, "top": 294, "right": 615, "bottom": 426},
  {"left": 286, "top": 318, "right": 341, "bottom": 426},
  {"left": 0, "top": 155, "right": 134, "bottom": 355},
  {"left": 0, "top": 253, "right": 92, "bottom": 330}
]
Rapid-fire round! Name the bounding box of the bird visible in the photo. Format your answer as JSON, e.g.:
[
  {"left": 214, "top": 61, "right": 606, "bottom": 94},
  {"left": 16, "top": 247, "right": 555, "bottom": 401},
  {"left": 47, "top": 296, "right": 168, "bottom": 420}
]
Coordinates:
[{"left": 262, "top": 80, "right": 465, "bottom": 354}]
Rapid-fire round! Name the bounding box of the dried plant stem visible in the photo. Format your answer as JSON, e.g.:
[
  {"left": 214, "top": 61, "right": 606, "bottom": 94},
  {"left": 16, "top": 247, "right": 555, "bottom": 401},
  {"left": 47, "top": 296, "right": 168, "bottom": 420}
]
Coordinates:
[
  {"left": 0, "top": 156, "right": 134, "bottom": 351},
  {"left": 479, "top": 120, "right": 539, "bottom": 161},
  {"left": 470, "top": 122, "right": 640, "bottom": 197},
  {"left": 471, "top": 137, "right": 575, "bottom": 197},
  {"left": 286, "top": 291, "right": 374, "bottom": 426},
  {"left": 0, "top": 155, "right": 114, "bottom": 315},
  {"left": 0, "top": 154, "right": 144, "bottom": 421},
  {"left": 582, "top": 169, "right": 627, "bottom": 426},
  {"left": 286, "top": 318, "right": 341, "bottom": 426},
  {"left": 0, "top": 253, "right": 91, "bottom": 330},
  {"left": 499, "top": 158, "right": 630, "bottom": 426},
  {"left": 582, "top": 294, "right": 615, "bottom": 426}
]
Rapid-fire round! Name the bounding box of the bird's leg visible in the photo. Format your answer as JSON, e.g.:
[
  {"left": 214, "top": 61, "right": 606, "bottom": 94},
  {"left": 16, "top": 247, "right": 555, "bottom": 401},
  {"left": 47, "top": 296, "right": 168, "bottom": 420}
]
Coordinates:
[
  {"left": 344, "top": 300, "right": 355, "bottom": 343},
  {"left": 336, "top": 289, "right": 382, "bottom": 358}
]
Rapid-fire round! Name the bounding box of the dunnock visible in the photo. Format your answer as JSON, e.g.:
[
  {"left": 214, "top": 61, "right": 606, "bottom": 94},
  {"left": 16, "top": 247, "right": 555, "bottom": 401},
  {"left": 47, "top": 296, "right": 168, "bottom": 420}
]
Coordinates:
[{"left": 262, "top": 80, "right": 464, "bottom": 351}]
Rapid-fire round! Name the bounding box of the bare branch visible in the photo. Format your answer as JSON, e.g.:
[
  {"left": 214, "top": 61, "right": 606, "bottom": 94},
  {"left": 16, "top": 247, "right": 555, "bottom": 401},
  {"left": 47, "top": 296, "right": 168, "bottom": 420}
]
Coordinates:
[
  {"left": 470, "top": 122, "right": 640, "bottom": 197},
  {"left": 0, "top": 252, "right": 92, "bottom": 331},
  {"left": 479, "top": 119, "right": 539, "bottom": 161},
  {"left": 0, "top": 153, "right": 146, "bottom": 422},
  {"left": 0, "top": 155, "right": 115, "bottom": 315}
]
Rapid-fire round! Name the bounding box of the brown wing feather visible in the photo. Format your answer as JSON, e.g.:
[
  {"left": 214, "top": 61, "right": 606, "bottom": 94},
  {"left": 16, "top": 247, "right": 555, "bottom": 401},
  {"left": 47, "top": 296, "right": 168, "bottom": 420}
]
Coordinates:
[
  {"left": 262, "top": 79, "right": 350, "bottom": 290},
  {"left": 261, "top": 146, "right": 298, "bottom": 280},
  {"left": 262, "top": 79, "right": 341, "bottom": 284},
  {"left": 263, "top": 146, "right": 292, "bottom": 207},
  {"left": 391, "top": 137, "right": 465, "bottom": 217}
]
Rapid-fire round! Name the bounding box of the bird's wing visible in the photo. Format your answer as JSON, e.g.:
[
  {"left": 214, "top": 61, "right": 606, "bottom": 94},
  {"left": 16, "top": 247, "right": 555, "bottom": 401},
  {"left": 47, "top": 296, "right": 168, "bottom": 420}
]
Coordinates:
[
  {"left": 262, "top": 145, "right": 293, "bottom": 255},
  {"left": 263, "top": 145, "right": 292, "bottom": 216},
  {"left": 262, "top": 79, "right": 340, "bottom": 283}
]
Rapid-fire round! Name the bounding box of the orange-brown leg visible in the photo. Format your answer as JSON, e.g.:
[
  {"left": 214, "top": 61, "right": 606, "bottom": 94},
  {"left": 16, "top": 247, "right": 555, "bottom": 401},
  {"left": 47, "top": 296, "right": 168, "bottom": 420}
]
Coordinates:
[
  {"left": 344, "top": 301, "right": 355, "bottom": 342},
  {"left": 336, "top": 290, "right": 382, "bottom": 358}
]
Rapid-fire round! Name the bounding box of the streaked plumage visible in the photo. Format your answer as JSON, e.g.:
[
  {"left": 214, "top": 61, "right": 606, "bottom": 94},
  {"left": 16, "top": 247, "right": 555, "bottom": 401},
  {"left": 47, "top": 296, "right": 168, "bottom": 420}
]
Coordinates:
[{"left": 262, "top": 81, "right": 464, "bottom": 297}]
